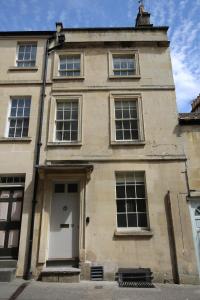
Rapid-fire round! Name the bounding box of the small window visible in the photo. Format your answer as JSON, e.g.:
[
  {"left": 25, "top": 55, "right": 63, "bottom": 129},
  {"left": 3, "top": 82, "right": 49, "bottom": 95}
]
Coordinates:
[
  {"left": 17, "top": 44, "right": 37, "bottom": 67},
  {"left": 109, "top": 51, "right": 139, "bottom": 78},
  {"left": 116, "top": 172, "right": 148, "bottom": 229},
  {"left": 115, "top": 99, "right": 139, "bottom": 141},
  {"left": 68, "top": 184, "right": 78, "bottom": 193},
  {"left": 59, "top": 55, "right": 80, "bottom": 77},
  {"left": 54, "top": 184, "right": 65, "bottom": 193},
  {"left": 55, "top": 101, "right": 78, "bottom": 142},
  {"left": 113, "top": 54, "right": 136, "bottom": 76},
  {"left": 195, "top": 207, "right": 200, "bottom": 216},
  {"left": 8, "top": 97, "right": 31, "bottom": 138}
]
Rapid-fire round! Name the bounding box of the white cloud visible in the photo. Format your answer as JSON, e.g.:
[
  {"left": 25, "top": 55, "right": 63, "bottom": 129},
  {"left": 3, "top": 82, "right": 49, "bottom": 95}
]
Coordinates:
[{"left": 171, "top": 51, "right": 200, "bottom": 111}]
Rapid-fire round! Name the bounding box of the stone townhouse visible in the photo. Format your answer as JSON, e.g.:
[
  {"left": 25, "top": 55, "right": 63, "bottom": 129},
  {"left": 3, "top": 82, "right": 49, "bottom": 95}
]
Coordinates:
[
  {"left": 0, "top": 6, "right": 199, "bottom": 284},
  {"left": 179, "top": 95, "right": 200, "bottom": 280}
]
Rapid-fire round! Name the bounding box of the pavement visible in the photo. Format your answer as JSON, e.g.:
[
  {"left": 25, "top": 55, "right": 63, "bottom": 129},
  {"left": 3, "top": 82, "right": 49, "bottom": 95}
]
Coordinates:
[{"left": 0, "top": 280, "right": 200, "bottom": 300}]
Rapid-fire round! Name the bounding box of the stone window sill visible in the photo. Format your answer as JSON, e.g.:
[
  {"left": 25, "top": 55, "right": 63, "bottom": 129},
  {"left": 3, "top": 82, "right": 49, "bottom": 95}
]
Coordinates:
[
  {"left": 0, "top": 137, "right": 32, "bottom": 143},
  {"left": 109, "top": 75, "right": 141, "bottom": 80},
  {"left": 53, "top": 76, "right": 85, "bottom": 81},
  {"left": 47, "top": 142, "right": 82, "bottom": 147},
  {"left": 110, "top": 141, "right": 145, "bottom": 146},
  {"left": 114, "top": 229, "right": 153, "bottom": 237},
  {"left": 8, "top": 66, "right": 38, "bottom": 72}
]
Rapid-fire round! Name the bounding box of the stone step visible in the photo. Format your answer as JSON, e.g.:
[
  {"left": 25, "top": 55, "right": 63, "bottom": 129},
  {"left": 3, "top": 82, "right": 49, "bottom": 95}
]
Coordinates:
[
  {"left": 0, "top": 260, "right": 17, "bottom": 268},
  {"left": 0, "top": 268, "right": 16, "bottom": 282},
  {"left": 40, "top": 267, "right": 81, "bottom": 283}
]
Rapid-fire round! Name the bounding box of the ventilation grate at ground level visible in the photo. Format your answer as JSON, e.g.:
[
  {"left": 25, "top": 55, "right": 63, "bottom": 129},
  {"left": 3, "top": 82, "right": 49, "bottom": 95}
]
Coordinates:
[
  {"left": 118, "top": 268, "right": 154, "bottom": 288},
  {"left": 119, "top": 281, "right": 155, "bottom": 288},
  {"left": 90, "top": 266, "right": 104, "bottom": 281}
]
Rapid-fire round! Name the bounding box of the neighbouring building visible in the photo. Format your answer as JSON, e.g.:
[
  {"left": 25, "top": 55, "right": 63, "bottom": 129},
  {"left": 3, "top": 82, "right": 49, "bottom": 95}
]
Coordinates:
[
  {"left": 0, "top": 6, "right": 199, "bottom": 284},
  {"left": 179, "top": 95, "right": 200, "bottom": 279}
]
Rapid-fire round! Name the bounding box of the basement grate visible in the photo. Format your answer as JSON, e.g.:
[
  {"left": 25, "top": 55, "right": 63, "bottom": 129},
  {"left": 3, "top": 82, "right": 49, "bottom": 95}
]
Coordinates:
[
  {"left": 118, "top": 268, "right": 154, "bottom": 288},
  {"left": 90, "top": 266, "right": 104, "bottom": 281},
  {"left": 119, "top": 281, "right": 155, "bottom": 288}
]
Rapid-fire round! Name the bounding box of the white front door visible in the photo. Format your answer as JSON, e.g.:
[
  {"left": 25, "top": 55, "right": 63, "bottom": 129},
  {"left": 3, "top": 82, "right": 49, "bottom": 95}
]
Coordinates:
[
  {"left": 190, "top": 200, "right": 200, "bottom": 275},
  {"left": 48, "top": 183, "right": 79, "bottom": 260}
]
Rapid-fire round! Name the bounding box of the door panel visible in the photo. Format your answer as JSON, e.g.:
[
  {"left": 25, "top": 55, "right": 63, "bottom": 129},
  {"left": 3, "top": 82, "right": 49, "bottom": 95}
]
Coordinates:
[
  {"left": 0, "top": 187, "right": 23, "bottom": 258},
  {"left": 48, "top": 183, "right": 80, "bottom": 260},
  {"left": 0, "top": 231, "right": 5, "bottom": 248},
  {"left": 0, "top": 202, "right": 9, "bottom": 220},
  {"left": 8, "top": 230, "right": 19, "bottom": 248}
]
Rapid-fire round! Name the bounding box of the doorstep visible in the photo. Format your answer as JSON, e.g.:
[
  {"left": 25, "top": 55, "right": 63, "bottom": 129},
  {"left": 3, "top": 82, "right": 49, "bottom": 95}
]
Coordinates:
[{"left": 40, "top": 267, "right": 81, "bottom": 283}]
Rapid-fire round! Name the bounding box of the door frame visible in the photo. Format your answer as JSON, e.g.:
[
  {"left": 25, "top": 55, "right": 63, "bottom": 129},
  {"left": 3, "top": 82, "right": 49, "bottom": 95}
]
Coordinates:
[
  {"left": 189, "top": 199, "right": 200, "bottom": 276},
  {"left": 0, "top": 186, "right": 24, "bottom": 259},
  {"left": 38, "top": 173, "right": 86, "bottom": 265}
]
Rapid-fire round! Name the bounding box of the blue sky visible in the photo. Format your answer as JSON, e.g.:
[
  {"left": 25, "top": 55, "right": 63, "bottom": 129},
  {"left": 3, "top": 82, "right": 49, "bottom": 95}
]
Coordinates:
[{"left": 0, "top": 0, "right": 199, "bottom": 112}]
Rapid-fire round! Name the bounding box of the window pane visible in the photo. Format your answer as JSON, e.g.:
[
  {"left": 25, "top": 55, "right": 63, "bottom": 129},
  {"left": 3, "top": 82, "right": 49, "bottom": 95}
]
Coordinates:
[
  {"left": 138, "top": 213, "right": 148, "bottom": 227},
  {"left": 130, "top": 120, "right": 138, "bottom": 129},
  {"left": 22, "top": 128, "right": 28, "bottom": 137},
  {"left": 136, "top": 185, "right": 145, "bottom": 198},
  {"left": 8, "top": 128, "right": 15, "bottom": 137},
  {"left": 71, "top": 121, "right": 78, "bottom": 130},
  {"left": 116, "top": 185, "right": 125, "bottom": 198},
  {"left": 126, "top": 185, "right": 135, "bottom": 198},
  {"left": 117, "top": 214, "right": 127, "bottom": 227},
  {"left": 131, "top": 130, "right": 139, "bottom": 140},
  {"left": 115, "top": 110, "right": 122, "bottom": 119},
  {"left": 123, "top": 121, "right": 130, "bottom": 129},
  {"left": 15, "top": 128, "right": 22, "bottom": 137},
  {"left": 127, "top": 200, "right": 136, "bottom": 212},
  {"left": 123, "top": 109, "right": 129, "bottom": 119},
  {"left": 56, "top": 131, "right": 62, "bottom": 140},
  {"left": 63, "top": 122, "right": 70, "bottom": 130},
  {"left": 63, "top": 131, "right": 70, "bottom": 140},
  {"left": 137, "top": 199, "right": 146, "bottom": 212},
  {"left": 117, "top": 200, "right": 126, "bottom": 213},
  {"left": 124, "top": 130, "right": 131, "bottom": 140},
  {"left": 116, "top": 121, "right": 123, "bottom": 129},
  {"left": 68, "top": 183, "right": 78, "bottom": 193},
  {"left": 127, "top": 214, "right": 137, "bottom": 227},
  {"left": 11, "top": 108, "right": 16, "bottom": 116},
  {"left": 64, "top": 111, "right": 71, "bottom": 119},
  {"left": 72, "top": 110, "right": 78, "bottom": 119},
  {"left": 71, "top": 131, "right": 78, "bottom": 141},
  {"left": 54, "top": 184, "right": 65, "bottom": 193},
  {"left": 116, "top": 130, "right": 123, "bottom": 140}
]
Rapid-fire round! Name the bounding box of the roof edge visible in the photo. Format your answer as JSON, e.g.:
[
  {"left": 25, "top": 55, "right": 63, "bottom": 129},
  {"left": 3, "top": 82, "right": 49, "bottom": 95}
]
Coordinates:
[
  {"left": 62, "top": 26, "right": 169, "bottom": 31},
  {"left": 0, "top": 31, "right": 55, "bottom": 37}
]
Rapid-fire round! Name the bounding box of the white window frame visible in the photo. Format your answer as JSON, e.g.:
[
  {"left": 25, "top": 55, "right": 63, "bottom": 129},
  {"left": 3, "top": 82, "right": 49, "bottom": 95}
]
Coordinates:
[
  {"left": 55, "top": 100, "right": 79, "bottom": 142},
  {"left": 109, "top": 93, "right": 145, "bottom": 145},
  {"left": 53, "top": 51, "right": 84, "bottom": 79},
  {"left": 115, "top": 171, "right": 149, "bottom": 231},
  {"left": 16, "top": 43, "right": 37, "bottom": 67},
  {"left": 48, "top": 95, "right": 82, "bottom": 145},
  {"left": 108, "top": 50, "right": 140, "bottom": 78},
  {"left": 7, "top": 97, "right": 31, "bottom": 138}
]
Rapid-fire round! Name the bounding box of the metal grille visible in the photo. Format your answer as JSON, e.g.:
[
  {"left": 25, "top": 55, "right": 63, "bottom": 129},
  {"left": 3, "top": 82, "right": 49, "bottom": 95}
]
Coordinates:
[
  {"left": 119, "top": 281, "right": 154, "bottom": 288},
  {"left": 90, "top": 266, "right": 104, "bottom": 281},
  {"left": 118, "top": 268, "right": 154, "bottom": 288}
]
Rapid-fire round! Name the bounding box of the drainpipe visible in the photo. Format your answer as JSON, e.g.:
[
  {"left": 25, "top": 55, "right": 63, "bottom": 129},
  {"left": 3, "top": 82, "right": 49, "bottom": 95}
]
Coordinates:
[{"left": 25, "top": 37, "right": 50, "bottom": 280}]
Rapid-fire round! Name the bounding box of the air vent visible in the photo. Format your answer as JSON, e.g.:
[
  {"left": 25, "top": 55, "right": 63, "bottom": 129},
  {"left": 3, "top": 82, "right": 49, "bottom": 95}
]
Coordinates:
[
  {"left": 90, "top": 266, "right": 104, "bottom": 281},
  {"left": 118, "top": 268, "right": 154, "bottom": 288}
]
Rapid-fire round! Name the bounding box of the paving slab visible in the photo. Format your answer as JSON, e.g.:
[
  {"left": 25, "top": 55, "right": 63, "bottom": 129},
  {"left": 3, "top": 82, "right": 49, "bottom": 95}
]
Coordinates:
[
  {"left": 15, "top": 281, "right": 200, "bottom": 300},
  {"left": 0, "top": 279, "right": 26, "bottom": 300}
]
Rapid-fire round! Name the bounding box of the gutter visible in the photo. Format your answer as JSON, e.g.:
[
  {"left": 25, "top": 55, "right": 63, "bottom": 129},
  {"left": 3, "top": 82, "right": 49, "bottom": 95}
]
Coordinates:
[{"left": 24, "top": 38, "right": 49, "bottom": 279}]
